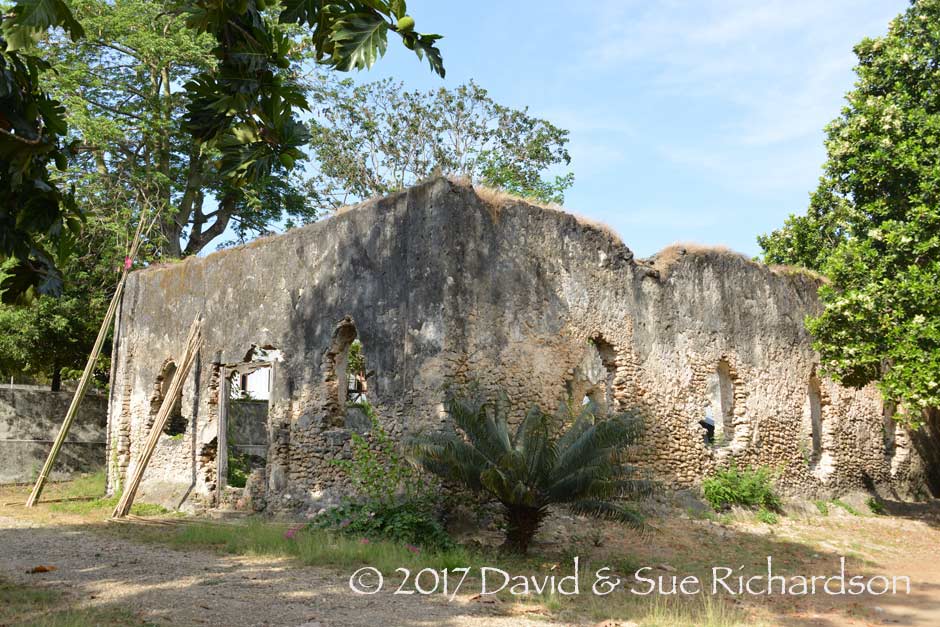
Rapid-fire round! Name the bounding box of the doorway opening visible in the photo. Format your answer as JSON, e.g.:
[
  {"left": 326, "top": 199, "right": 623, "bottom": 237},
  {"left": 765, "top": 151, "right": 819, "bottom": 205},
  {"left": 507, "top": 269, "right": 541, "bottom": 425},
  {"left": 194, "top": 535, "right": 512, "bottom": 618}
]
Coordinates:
[{"left": 218, "top": 347, "right": 279, "bottom": 507}]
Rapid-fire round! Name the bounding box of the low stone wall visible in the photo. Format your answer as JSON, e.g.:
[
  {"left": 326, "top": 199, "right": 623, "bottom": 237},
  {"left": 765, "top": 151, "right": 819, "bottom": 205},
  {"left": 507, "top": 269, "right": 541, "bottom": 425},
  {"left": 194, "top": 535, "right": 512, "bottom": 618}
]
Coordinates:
[
  {"left": 0, "top": 388, "right": 108, "bottom": 484},
  {"left": 228, "top": 399, "right": 269, "bottom": 458}
]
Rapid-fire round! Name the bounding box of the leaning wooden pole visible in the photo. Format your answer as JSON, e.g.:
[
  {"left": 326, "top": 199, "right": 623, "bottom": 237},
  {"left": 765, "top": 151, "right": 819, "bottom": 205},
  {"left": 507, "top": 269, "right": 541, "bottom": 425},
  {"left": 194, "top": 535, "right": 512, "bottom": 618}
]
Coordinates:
[
  {"left": 26, "top": 220, "right": 147, "bottom": 508},
  {"left": 112, "top": 317, "right": 203, "bottom": 518}
]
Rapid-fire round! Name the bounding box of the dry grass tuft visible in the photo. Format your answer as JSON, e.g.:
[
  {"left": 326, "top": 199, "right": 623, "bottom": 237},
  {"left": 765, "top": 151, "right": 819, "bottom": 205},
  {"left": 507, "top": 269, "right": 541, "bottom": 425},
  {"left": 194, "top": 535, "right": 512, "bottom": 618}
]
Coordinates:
[
  {"left": 334, "top": 194, "right": 384, "bottom": 216},
  {"left": 570, "top": 213, "right": 623, "bottom": 244},
  {"left": 642, "top": 242, "right": 752, "bottom": 278},
  {"left": 768, "top": 264, "right": 828, "bottom": 284},
  {"left": 642, "top": 243, "right": 830, "bottom": 286},
  {"left": 448, "top": 176, "right": 626, "bottom": 245}
]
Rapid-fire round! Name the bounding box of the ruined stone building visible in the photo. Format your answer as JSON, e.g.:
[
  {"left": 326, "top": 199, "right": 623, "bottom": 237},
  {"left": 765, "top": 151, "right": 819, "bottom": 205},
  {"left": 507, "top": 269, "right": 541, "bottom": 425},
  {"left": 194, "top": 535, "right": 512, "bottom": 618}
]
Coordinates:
[{"left": 105, "top": 178, "right": 940, "bottom": 512}]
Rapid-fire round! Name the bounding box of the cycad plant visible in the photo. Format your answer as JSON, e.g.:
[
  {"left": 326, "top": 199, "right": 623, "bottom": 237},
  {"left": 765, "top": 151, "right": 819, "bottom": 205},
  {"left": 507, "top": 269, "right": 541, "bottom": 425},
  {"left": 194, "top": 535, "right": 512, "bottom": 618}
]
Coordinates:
[{"left": 411, "top": 395, "right": 654, "bottom": 554}]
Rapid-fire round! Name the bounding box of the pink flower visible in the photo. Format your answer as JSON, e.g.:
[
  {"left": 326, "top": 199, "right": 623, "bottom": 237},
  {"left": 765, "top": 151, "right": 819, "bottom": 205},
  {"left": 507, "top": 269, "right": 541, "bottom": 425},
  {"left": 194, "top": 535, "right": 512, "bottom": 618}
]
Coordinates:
[
  {"left": 359, "top": 538, "right": 370, "bottom": 544},
  {"left": 406, "top": 545, "right": 421, "bottom": 554},
  {"left": 284, "top": 525, "right": 304, "bottom": 540}
]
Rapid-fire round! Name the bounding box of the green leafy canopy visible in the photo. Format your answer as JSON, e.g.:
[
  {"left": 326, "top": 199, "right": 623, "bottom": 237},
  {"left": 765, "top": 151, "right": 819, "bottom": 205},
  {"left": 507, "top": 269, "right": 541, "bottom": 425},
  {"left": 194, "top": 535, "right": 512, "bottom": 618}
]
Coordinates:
[
  {"left": 758, "top": 0, "right": 940, "bottom": 425},
  {"left": 0, "top": 0, "right": 445, "bottom": 301},
  {"left": 306, "top": 78, "right": 574, "bottom": 210}
]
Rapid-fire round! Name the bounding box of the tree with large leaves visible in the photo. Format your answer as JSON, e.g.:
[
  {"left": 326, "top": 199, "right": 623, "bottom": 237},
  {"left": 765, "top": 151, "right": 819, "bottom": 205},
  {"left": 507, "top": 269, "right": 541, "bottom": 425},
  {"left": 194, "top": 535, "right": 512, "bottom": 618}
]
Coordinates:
[
  {"left": 0, "top": 0, "right": 84, "bottom": 302},
  {"left": 41, "top": 0, "right": 316, "bottom": 257},
  {"left": 307, "top": 78, "right": 574, "bottom": 210},
  {"left": 411, "top": 395, "right": 654, "bottom": 555},
  {"left": 0, "top": 0, "right": 445, "bottom": 299},
  {"left": 758, "top": 0, "right": 940, "bottom": 427}
]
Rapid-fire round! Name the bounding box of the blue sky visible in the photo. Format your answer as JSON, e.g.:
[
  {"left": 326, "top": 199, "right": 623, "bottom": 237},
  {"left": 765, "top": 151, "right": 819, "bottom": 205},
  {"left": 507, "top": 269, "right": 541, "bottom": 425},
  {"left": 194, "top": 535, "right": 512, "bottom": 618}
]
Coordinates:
[{"left": 331, "top": 0, "right": 906, "bottom": 258}]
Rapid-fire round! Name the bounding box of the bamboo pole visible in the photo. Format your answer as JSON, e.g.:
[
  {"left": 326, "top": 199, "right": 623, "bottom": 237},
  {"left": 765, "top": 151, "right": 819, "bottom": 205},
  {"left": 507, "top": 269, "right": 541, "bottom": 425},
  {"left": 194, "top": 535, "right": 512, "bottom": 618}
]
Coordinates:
[
  {"left": 26, "top": 217, "right": 149, "bottom": 507},
  {"left": 112, "top": 316, "right": 203, "bottom": 518}
]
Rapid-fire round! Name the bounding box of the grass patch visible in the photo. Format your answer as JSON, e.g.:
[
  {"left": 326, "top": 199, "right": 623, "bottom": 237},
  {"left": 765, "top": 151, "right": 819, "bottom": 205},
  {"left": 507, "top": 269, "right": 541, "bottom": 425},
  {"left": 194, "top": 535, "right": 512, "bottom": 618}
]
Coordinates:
[
  {"left": 59, "top": 469, "right": 108, "bottom": 499},
  {"left": 168, "top": 519, "right": 486, "bottom": 573},
  {"left": 866, "top": 497, "right": 886, "bottom": 515},
  {"left": 49, "top": 494, "right": 169, "bottom": 517},
  {"left": 814, "top": 500, "right": 829, "bottom": 516},
  {"left": 160, "top": 520, "right": 764, "bottom": 626},
  {"left": 831, "top": 499, "right": 861, "bottom": 516},
  {"left": 755, "top": 508, "right": 779, "bottom": 525},
  {"left": 582, "top": 590, "right": 765, "bottom": 627},
  {"left": 0, "top": 578, "right": 152, "bottom": 626},
  {"left": 46, "top": 468, "right": 170, "bottom": 517}
]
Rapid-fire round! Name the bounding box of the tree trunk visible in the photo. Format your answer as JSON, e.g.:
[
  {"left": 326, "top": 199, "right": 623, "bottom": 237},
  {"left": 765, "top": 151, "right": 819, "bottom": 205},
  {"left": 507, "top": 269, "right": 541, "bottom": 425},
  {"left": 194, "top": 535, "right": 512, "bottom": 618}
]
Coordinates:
[
  {"left": 182, "top": 190, "right": 237, "bottom": 257},
  {"left": 500, "top": 505, "right": 546, "bottom": 555}
]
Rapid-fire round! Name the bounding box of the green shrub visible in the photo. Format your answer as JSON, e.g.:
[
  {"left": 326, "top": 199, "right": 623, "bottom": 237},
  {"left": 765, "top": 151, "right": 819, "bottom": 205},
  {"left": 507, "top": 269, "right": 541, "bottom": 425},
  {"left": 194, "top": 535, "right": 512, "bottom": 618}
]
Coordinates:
[
  {"left": 866, "top": 497, "right": 885, "bottom": 515},
  {"left": 332, "top": 401, "right": 427, "bottom": 504},
  {"left": 323, "top": 402, "right": 452, "bottom": 550},
  {"left": 755, "top": 508, "right": 779, "bottom": 525},
  {"left": 313, "top": 499, "right": 453, "bottom": 551},
  {"left": 814, "top": 500, "right": 829, "bottom": 515},
  {"left": 702, "top": 464, "right": 781, "bottom": 512},
  {"left": 227, "top": 452, "right": 250, "bottom": 488}
]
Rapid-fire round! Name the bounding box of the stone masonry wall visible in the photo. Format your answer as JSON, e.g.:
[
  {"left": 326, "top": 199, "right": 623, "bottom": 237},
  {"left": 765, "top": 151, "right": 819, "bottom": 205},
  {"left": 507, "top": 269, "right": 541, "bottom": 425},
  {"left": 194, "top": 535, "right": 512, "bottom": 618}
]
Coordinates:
[
  {"left": 106, "top": 177, "right": 938, "bottom": 512},
  {"left": 0, "top": 388, "right": 107, "bottom": 484}
]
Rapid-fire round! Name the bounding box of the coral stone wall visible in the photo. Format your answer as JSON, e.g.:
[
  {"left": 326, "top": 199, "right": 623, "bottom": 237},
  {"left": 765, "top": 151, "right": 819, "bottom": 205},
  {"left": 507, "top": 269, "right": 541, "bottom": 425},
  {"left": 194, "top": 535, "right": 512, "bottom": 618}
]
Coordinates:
[
  {"left": 1, "top": 388, "right": 107, "bottom": 484},
  {"left": 106, "top": 178, "right": 936, "bottom": 512}
]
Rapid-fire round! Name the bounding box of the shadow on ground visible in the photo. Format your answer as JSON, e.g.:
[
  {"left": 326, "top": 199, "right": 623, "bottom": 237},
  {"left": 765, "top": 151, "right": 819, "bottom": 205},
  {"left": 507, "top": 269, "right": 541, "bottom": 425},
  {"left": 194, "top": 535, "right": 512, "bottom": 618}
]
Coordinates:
[{"left": 1, "top": 503, "right": 938, "bottom": 627}]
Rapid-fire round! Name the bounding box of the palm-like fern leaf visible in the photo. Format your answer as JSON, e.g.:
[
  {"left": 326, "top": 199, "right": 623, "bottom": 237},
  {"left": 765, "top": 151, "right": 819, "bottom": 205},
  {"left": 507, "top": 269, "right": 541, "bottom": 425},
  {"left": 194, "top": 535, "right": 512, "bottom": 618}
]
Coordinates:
[
  {"left": 567, "top": 499, "right": 648, "bottom": 531},
  {"left": 412, "top": 394, "right": 654, "bottom": 554}
]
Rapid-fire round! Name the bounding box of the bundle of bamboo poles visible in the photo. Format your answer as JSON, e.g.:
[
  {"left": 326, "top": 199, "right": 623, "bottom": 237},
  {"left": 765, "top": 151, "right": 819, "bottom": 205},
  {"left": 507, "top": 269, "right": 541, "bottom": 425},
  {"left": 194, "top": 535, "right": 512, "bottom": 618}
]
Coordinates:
[
  {"left": 111, "top": 316, "right": 203, "bottom": 518},
  {"left": 26, "top": 213, "right": 155, "bottom": 507}
]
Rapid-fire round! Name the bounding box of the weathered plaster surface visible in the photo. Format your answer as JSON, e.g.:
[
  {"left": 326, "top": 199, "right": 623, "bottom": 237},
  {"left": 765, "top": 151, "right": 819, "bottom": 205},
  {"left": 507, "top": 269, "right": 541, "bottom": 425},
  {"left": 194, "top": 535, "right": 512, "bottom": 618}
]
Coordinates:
[
  {"left": 106, "top": 178, "right": 937, "bottom": 511},
  {"left": 1, "top": 388, "right": 107, "bottom": 484}
]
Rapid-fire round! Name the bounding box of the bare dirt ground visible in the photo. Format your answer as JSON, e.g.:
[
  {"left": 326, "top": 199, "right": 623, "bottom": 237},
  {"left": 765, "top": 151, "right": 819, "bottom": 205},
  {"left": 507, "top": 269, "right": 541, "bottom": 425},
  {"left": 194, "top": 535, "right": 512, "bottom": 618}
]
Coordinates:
[
  {"left": 1, "top": 485, "right": 940, "bottom": 627},
  {"left": 0, "top": 514, "right": 556, "bottom": 627}
]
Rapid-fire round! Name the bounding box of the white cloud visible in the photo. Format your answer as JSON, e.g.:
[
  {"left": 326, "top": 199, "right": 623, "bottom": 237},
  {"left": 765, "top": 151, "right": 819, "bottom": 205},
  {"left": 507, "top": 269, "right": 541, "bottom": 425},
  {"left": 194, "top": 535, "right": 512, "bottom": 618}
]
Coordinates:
[{"left": 571, "top": 0, "right": 902, "bottom": 147}]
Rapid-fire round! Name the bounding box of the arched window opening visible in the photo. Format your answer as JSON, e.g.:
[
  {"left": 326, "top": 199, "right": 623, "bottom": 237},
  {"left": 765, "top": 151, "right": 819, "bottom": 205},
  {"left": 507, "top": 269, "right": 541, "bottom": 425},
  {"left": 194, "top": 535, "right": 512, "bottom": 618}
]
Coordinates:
[
  {"left": 345, "top": 338, "right": 369, "bottom": 405},
  {"left": 569, "top": 336, "right": 619, "bottom": 415},
  {"left": 806, "top": 373, "right": 823, "bottom": 465},
  {"left": 702, "top": 359, "right": 734, "bottom": 446},
  {"left": 150, "top": 361, "right": 186, "bottom": 437},
  {"left": 883, "top": 401, "right": 897, "bottom": 457},
  {"left": 326, "top": 318, "right": 359, "bottom": 411}
]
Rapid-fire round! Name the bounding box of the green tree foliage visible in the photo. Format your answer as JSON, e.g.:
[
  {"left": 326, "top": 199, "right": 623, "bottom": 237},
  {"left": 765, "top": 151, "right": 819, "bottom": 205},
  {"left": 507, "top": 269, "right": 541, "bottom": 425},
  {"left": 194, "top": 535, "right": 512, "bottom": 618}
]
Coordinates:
[
  {"left": 0, "top": 0, "right": 445, "bottom": 299},
  {"left": 42, "top": 0, "right": 316, "bottom": 257},
  {"left": 411, "top": 395, "right": 653, "bottom": 555},
  {"left": 0, "top": 208, "right": 128, "bottom": 389},
  {"left": 307, "top": 79, "right": 574, "bottom": 210},
  {"left": 758, "top": 0, "right": 940, "bottom": 424},
  {"left": 0, "top": 0, "right": 84, "bottom": 302}
]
